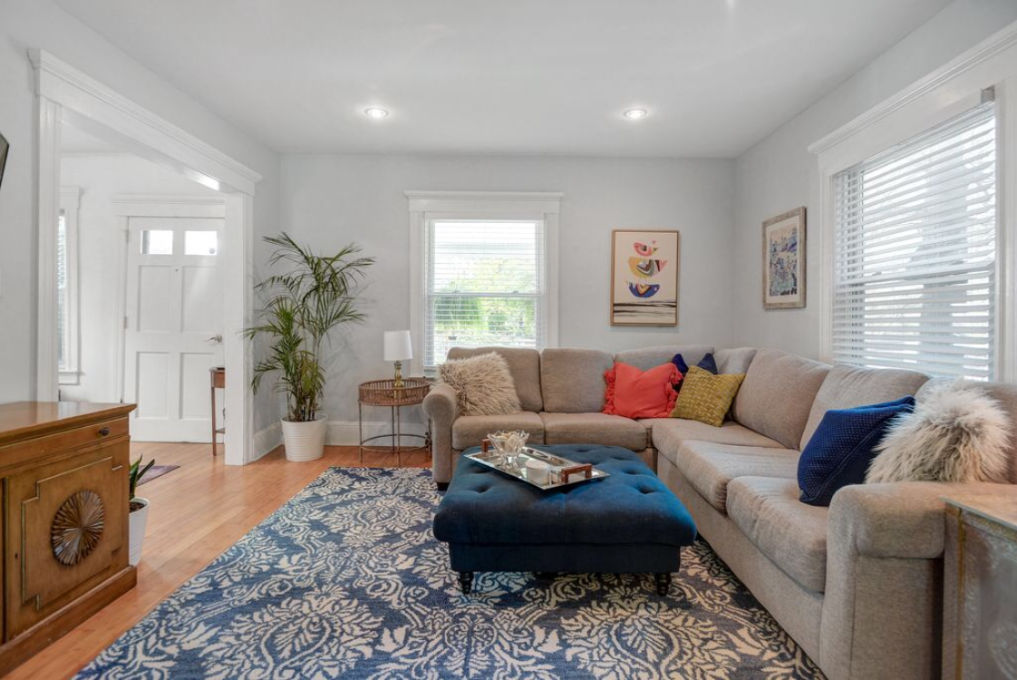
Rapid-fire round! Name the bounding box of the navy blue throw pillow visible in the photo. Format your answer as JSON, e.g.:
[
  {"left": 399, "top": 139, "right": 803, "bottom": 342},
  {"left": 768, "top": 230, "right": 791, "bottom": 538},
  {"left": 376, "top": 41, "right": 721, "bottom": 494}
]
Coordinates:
[
  {"left": 798, "top": 396, "right": 915, "bottom": 507},
  {"left": 672, "top": 353, "right": 717, "bottom": 392}
]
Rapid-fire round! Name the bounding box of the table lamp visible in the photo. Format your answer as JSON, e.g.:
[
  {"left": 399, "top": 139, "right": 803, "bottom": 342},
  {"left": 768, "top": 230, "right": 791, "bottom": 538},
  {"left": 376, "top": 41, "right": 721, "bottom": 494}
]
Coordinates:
[{"left": 383, "top": 330, "right": 413, "bottom": 389}]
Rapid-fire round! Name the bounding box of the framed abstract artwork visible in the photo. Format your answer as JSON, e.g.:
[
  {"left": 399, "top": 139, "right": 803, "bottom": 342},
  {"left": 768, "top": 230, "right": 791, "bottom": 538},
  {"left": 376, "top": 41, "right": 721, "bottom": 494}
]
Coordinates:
[
  {"left": 610, "top": 229, "right": 679, "bottom": 326},
  {"left": 762, "top": 207, "right": 806, "bottom": 309}
]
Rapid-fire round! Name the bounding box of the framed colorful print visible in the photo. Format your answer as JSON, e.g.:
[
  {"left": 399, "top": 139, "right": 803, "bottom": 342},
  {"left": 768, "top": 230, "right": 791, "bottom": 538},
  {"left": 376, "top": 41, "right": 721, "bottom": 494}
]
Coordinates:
[
  {"left": 610, "top": 229, "right": 679, "bottom": 326},
  {"left": 762, "top": 207, "right": 806, "bottom": 310}
]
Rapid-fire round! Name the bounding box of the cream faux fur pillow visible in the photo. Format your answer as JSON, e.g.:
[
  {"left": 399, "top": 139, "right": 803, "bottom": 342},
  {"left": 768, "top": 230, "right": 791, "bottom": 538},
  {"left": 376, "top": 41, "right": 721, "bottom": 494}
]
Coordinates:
[
  {"left": 867, "top": 380, "right": 1011, "bottom": 484},
  {"left": 439, "top": 352, "right": 521, "bottom": 416}
]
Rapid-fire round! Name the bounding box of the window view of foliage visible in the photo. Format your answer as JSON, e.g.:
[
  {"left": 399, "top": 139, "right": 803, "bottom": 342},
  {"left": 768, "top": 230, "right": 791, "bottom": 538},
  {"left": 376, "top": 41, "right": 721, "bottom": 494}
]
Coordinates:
[{"left": 428, "top": 221, "right": 542, "bottom": 365}]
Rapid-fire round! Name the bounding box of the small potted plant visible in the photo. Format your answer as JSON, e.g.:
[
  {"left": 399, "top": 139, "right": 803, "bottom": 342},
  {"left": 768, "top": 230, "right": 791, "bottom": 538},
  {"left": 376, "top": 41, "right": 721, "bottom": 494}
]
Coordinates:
[
  {"left": 246, "top": 233, "right": 374, "bottom": 462},
  {"left": 128, "top": 456, "right": 154, "bottom": 566}
]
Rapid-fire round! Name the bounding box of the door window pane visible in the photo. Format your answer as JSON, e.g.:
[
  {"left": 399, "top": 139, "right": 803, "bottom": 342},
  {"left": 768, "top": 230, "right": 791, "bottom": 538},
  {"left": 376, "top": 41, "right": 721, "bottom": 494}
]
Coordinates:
[
  {"left": 185, "top": 230, "right": 218, "bottom": 256},
  {"left": 141, "top": 230, "right": 174, "bottom": 255}
]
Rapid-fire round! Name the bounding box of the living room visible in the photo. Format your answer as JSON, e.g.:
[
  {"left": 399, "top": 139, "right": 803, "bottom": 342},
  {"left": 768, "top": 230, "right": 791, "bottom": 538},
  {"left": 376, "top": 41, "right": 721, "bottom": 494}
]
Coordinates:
[{"left": 1, "top": 1, "right": 1016, "bottom": 678}]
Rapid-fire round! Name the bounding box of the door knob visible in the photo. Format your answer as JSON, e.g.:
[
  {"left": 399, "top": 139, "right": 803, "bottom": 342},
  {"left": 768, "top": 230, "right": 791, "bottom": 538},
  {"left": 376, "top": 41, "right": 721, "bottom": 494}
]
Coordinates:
[{"left": 207, "top": 334, "right": 223, "bottom": 344}]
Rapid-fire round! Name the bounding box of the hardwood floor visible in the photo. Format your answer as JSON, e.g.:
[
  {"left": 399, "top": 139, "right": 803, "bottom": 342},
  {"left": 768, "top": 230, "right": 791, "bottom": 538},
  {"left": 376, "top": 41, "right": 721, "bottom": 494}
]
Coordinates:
[{"left": 8, "top": 442, "right": 431, "bottom": 680}]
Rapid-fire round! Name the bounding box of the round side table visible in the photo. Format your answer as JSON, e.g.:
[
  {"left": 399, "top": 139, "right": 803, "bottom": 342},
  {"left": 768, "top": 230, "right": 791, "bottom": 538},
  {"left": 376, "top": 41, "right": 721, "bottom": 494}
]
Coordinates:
[{"left": 358, "top": 377, "right": 431, "bottom": 465}]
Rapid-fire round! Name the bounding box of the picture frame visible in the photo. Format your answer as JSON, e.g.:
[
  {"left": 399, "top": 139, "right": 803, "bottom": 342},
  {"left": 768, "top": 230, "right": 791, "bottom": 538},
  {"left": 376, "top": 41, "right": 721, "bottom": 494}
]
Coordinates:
[
  {"left": 0, "top": 131, "right": 8, "bottom": 191},
  {"left": 610, "top": 229, "right": 680, "bottom": 326},
  {"left": 762, "top": 207, "right": 806, "bottom": 310}
]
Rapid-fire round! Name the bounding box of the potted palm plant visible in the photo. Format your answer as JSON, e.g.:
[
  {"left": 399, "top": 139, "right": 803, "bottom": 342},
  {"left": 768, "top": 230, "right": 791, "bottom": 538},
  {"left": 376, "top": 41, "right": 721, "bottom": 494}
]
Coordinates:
[
  {"left": 246, "top": 233, "right": 374, "bottom": 462},
  {"left": 128, "top": 456, "right": 154, "bottom": 566}
]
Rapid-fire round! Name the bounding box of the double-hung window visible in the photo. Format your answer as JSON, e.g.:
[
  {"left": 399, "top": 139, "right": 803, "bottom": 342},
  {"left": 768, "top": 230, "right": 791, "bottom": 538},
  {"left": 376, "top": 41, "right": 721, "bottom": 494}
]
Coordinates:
[
  {"left": 57, "top": 187, "right": 81, "bottom": 384},
  {"left": 409, "top": 192, "right": 560, "bottom": 373},
  {"left": 831, "top": 100, "right": 998, "bottom": 380}
]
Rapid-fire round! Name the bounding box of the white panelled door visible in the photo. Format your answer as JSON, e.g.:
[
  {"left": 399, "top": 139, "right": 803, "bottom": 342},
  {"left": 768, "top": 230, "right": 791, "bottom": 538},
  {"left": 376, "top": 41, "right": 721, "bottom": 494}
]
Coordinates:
[{"left": 124, "top": 217, "right": 224, "bottom": 441}]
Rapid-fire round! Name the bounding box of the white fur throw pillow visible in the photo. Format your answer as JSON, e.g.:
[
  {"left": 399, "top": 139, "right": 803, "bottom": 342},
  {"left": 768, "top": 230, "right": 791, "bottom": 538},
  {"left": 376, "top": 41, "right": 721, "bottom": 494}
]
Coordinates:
[
  {"left": 867, "top": 380, "right": 1011, "bottom": 484},
  {"left": 439, "top": 352, "right": 521, "bottom": 416}
]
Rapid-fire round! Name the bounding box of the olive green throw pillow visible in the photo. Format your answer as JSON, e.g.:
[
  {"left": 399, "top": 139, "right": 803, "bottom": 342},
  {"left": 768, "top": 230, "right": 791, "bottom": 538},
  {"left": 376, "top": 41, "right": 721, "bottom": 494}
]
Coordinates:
[{"left": 671, "top": 366, "right": 745, "bottom": 427}]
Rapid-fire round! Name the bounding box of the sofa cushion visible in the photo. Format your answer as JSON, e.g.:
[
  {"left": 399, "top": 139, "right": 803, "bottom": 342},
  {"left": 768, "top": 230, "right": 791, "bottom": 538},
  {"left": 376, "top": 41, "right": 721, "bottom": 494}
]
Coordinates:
[
  {"left": 614, "top": 345, "right": 713, "bottom": 372},
  {"left": 800, "top": 364, "right": 928, "bottom": 449},
  {"left": 669, "top": 440, "right": 800, "bottom": 512},
  {"left": 447, "top": 347, "right": 543, "bottom": 412},
  {"left": 452, "top": 412, "right": 545, "bottom": 450},
  {"left": 603, "top": 361, "right": 679, "bottom": 419},
  {"left": 732, "top": 349, "right": 830, "bottom": 449},
  {"left": 540, "top": 412, "right": 647, "bottom": 450},
  {"left": 646, "top": 418, "right": 785, "bottom": 453},
  {"left": 671, "top": 366, "right": 745, "bottom": 427},
  {"left": 727, "top": 477, "right": 829, "bottom": 593},
  {"left": 714, "top": 347, "right": 758, "bottom": 375},
  {"left": 540, "top": 348, "right": 614, "bottom": 413}
]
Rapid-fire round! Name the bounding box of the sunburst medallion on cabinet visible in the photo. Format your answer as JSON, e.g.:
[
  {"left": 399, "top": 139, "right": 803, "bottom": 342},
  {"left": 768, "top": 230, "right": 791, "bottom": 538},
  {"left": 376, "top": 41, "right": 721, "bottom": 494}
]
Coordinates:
[{"left": 50, "top": 489, "right": 106, "bottom": 566}]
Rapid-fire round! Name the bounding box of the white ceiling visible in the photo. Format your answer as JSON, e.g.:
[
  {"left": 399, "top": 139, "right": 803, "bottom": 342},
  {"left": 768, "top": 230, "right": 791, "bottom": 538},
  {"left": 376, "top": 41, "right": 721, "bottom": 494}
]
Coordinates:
[{"left": 55, "top": 0, "right": 950, "bottom": 158}]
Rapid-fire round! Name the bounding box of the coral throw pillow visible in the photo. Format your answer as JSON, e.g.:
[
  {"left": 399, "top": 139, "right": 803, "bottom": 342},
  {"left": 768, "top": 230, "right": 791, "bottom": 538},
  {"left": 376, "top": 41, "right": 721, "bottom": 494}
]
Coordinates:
[
  {"left": 670, "top": 366, "right": 745, "bottom": 427},
  {"left": 603, "top": 361, "right": 680, "bottom": 419}
]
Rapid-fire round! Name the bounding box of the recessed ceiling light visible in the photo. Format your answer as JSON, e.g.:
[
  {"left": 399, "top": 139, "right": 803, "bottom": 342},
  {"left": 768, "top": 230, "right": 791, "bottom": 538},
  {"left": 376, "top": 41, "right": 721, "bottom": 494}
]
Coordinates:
[
  {"left": 623, "top": 108, "right": 648, "bottom": 121},
  {"left": 364, "top": 107, "right": 389, "bottom": 120}
]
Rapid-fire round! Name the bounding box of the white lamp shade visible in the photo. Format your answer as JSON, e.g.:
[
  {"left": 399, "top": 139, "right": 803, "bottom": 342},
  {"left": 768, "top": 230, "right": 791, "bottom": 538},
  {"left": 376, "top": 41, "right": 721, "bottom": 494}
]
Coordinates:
[{"left": 383, "top": 330, "right": 413, "bottom": 362}]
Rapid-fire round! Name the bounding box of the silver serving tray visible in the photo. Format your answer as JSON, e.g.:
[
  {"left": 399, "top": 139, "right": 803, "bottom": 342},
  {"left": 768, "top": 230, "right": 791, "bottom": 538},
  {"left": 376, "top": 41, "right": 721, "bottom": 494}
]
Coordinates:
[{"left": 465, "top": 446, "right": 610, "bottom": 490}]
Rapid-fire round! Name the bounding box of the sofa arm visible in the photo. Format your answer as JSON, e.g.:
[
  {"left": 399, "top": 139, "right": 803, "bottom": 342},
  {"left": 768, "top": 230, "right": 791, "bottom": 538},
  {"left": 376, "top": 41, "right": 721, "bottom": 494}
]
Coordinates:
[
  {"left": 423, "top": 384, "right": 458, "bottom": 485},
  {"left": 829, "top": 481, "right": 1011, "bottom": 560}
]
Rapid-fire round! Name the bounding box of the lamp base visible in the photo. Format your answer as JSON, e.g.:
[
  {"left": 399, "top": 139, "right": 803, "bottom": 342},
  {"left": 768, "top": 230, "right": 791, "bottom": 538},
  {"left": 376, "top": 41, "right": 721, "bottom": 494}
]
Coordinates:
[{"left": 393, "top": 361, "right": 404, "bottom": 389}]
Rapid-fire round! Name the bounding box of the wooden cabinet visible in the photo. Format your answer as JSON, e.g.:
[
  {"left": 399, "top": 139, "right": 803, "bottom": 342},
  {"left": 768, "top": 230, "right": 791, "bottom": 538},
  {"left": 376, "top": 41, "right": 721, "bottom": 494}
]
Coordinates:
[
  {"left": 0, "top": 402, "right": 137, "bottom": 675},
  {"left": 943, "top": 492, "right": 1017, "bottom": 680}
]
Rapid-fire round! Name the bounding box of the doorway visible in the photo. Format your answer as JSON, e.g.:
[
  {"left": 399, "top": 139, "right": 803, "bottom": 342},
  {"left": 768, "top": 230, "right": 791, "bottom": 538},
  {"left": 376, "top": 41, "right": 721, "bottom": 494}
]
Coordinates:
[
  {"left": 34, "top": 49, "right": 260, "bottom": 465},
  {"left": 123, "top": 212, "right": 225, "bottom": 442}
]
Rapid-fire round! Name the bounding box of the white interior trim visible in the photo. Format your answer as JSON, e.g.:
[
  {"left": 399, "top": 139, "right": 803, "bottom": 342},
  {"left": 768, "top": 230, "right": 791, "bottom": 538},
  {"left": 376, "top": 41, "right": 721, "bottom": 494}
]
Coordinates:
[
  {"left": 33, "top": 49, "right": 260, "bottom": 465},
  {"left": 31, "top": 50, "right": 262, "bottom": 195},
  {"left": 811, "top": 20, "right": 1017, "bottom": 381},
  {"left": 405, "top": 190, "right": 562, "bottom": 375}
]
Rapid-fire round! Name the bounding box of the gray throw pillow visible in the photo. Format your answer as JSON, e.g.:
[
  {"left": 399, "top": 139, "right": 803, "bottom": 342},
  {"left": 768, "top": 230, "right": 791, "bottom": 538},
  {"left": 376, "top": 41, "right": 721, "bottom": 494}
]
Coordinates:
[{"left": 439, "top": 352, "right": 521, "bottom": 416}]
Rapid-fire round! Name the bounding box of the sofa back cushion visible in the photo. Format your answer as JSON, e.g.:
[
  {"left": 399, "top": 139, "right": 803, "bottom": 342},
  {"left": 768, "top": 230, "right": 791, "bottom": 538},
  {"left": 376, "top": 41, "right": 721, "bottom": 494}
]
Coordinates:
[
  {"left": 800, "top": 364, "right": 929, "bottom": 449},
  {"left": 613, "top": 345, "right": 714, "bottom": 372},
  {"left": 447, "top": 346, "right": 542, "bottom": 412},
  {"left": 917, "top": 379, "right": 1017, "bottom": 483},
  {"left": 732, "top": 349, "right": 830, "bottom": 449},
  {"left": 540, "top": 348, "right": 614, "bottom": 413},
  {"left": 714, "top": 347, "right": 758, "bottom": 375}
]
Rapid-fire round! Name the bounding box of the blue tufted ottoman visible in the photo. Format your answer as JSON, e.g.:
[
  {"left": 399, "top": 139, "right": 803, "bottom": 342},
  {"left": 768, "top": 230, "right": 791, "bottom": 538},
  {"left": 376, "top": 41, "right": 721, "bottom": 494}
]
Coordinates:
[{"left": 433, "top": 444, "right": 697, "bottom": 595}]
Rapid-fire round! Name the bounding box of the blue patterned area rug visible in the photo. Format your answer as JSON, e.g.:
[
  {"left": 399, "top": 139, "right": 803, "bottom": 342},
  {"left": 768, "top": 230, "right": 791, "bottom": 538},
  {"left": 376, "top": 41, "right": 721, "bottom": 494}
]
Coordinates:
[{"left": 77, "top": 467, "right": 824, "bottom": 679}]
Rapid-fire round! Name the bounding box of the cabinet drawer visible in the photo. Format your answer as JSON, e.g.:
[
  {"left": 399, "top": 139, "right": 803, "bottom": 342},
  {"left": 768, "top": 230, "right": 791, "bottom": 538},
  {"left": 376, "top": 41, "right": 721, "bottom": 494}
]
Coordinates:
[{"left": 0, "top": 418, "right": 128, "bottom": 470}]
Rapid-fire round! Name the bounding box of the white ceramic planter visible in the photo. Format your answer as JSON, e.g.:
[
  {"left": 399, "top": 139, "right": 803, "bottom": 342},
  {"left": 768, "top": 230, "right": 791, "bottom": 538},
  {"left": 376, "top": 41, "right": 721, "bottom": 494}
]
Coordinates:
[
  {"left": 281, "top": 415, "right": 327, "bottom": 462},
  {"left": 129, "top": 497, "right": 150, "bottom": 567}
]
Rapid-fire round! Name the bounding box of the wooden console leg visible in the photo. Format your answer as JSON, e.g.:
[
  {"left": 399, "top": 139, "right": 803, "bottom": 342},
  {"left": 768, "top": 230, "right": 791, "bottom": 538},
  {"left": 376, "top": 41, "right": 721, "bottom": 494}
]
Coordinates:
[
  {"left": 458, "top": 571, "right": 474, "bottom": 594},
  {"left": 655, "top": 572, "right": 671, "bottom": 596}
]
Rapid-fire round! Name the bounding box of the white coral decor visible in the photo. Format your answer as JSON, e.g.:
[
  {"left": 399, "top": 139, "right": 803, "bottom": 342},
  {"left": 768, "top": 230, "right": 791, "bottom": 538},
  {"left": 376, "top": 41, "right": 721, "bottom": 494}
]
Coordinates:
[{"left": 867, "top": 380, "right": 1011, "bottom": 484}]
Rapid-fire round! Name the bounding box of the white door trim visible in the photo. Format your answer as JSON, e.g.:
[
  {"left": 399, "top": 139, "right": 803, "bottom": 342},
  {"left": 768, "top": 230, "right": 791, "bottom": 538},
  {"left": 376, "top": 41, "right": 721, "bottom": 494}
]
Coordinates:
[{"left": 32, "top": 49, "right": 259, "bottom": 465}]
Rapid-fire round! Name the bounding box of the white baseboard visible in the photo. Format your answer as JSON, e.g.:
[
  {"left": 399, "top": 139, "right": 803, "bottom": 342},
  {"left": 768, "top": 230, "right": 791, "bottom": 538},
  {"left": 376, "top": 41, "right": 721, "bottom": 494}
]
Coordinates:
[
  {"left": 253, "top": 419, "right": 427, "bottom": 453},
  {"left": 327, "top": 419, "right": 428, "bottom": 446},
  {"left": 252, "top": 421, "right": 282, "bottom": 462}
]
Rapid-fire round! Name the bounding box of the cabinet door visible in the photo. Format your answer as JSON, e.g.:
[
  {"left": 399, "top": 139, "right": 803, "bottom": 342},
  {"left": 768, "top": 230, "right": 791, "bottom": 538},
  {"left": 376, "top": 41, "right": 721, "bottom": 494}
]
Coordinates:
[{"left": 4, "top": 437, "right": 129, "bottom": 636}]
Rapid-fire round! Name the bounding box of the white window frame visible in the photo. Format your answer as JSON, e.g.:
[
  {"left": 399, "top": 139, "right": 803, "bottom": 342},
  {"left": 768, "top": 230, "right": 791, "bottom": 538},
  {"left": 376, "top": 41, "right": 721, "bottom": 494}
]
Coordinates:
[
  {"left": 58, "top": 186, "right": 81, "bottom": 385},
  {"left": 406, "top": 191, "right": 562, "bottom": 375},
  {"left": 810, "top": 22, "right": 1017, "bottom": 381}
]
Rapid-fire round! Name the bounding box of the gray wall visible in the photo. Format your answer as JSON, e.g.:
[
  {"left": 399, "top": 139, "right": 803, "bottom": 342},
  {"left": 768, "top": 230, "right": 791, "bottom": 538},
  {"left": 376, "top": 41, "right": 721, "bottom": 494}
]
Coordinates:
[
  {"left": 278, "top": 153, "right": 737, "bottom": 423},
  {"left": 730, "top": 0, "right": 1017, "bottom": 358}
]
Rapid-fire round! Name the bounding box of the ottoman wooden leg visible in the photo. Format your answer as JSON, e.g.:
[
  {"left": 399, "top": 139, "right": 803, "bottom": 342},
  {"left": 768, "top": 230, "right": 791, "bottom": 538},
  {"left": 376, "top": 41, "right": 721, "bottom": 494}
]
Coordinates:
[
  {"left": 458, "top": 571, "right": 474, "bottom": 594},
  {"left": 655, "top": 572, "right": 671, "bottom": 596}
]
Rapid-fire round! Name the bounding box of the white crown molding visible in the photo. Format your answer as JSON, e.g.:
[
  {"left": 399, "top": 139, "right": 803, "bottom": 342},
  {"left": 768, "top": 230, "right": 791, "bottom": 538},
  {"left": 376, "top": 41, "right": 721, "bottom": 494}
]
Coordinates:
[
  {"left": 404, "top": 190, "right": 563, "bottom": 214},
  {"left": 112, "top": 193, "right": 227, "bottom": 217},
  {"left": 808, "top": 19, "right": 1017, "bottom": 155},
  {"left": 30, "top": 49, "right": 263, "bottom": 195}
]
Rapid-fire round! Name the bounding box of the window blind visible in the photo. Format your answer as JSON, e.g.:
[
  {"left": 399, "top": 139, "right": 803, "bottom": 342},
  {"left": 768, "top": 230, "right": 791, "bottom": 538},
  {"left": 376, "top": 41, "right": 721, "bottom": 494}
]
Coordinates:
[
  {"left": 832, "top": 101, "right": 997, "bottom": 380},
  {"left": 424, "top": 220, "right": 546, "bottom": 369}
]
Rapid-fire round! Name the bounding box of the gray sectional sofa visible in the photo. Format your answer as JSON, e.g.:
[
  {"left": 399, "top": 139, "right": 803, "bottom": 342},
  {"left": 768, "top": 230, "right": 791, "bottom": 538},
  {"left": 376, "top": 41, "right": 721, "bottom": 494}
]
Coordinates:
[{"left": 422, "top": 344, "right": 1017, "bottom": 680}]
